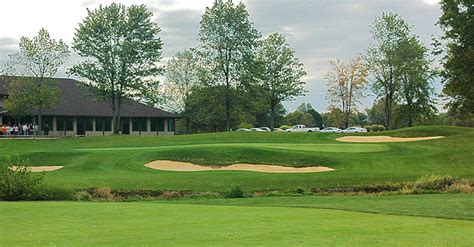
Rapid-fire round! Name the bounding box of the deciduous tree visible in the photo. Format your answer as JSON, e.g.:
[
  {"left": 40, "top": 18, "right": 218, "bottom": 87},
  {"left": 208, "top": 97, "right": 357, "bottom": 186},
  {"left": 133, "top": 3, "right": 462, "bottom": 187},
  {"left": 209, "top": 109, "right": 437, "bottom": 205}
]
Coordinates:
[
  {"left": 365, "top": 13, "right": 410, "bottom": 130},
  {"left": 437, "top": 0, "right": 474, "bottom": 120},
  {"left": 396, "top": 37, "right": 436, "bottom": 127},
  {"left": 69, "top": 3, "right": 163, "bottom": 134},
  {"left": 325, "top": 56, "right": 368, "bottom": 128},
  {"left": 198, "top": 0, "right": 260, "bottom": 131},
  {"left": 3, "top": 28, "right": 68, "bottom": 128},
  {"left": 164, "top": 49, "right": 202, "bottom": 133},
  {"left": 255, "top": 33, "right": 307, "bottom": 130}
]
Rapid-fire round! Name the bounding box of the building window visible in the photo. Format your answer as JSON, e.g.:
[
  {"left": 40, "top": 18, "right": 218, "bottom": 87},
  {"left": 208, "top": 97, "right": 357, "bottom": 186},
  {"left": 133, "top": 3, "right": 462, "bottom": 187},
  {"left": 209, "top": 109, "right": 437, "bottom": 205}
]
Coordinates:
[
  {"left": 85, "top": 118, "right": 93, "bottom": 131},
  {"left": 77, "top": 117, "right": 93, "bottom": 131},
  {"left": 36, "top": 116, "right": 53, "bottom": 130},
  {"left": 96, "top": 117, "right": 112, "bottom": 132},
  {"left": 132, "top": 118, "right": 147, "bottom": 132},
  {"left": 151, "top": 118, "right": 164, "bottom": 132},
  {"left": 57, "top": 117, "right": 74, "bottom": 131},
  {"left": 168, "top": 119, "right": 175, "bottom": 132}
]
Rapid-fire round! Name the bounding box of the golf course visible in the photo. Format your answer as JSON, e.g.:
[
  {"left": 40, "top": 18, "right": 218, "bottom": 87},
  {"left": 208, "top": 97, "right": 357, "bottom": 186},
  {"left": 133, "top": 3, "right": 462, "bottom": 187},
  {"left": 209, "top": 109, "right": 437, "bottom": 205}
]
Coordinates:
[{"left": 1, "top": 126, "right": 473, "bottom": 245}]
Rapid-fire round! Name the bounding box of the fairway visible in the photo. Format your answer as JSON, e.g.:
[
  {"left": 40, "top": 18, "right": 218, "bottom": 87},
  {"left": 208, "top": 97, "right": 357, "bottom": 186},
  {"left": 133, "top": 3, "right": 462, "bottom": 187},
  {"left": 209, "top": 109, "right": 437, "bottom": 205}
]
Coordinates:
[
  {"left": 77, "top": 143, "right": 389, "bottom": 153},
  {"left": 1, "top": 201, "right": 473, "bottom": 246},
  {"left": 0, "top": 126, "right": 473, "bottom": 191}
]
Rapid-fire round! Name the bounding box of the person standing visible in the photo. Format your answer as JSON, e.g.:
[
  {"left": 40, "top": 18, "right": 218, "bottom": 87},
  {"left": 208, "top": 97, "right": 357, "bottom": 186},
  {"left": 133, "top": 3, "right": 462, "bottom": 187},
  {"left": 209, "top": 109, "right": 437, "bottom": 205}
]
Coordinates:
[{"left": 44, "top": 124, "right": 50, "bottom": 136}]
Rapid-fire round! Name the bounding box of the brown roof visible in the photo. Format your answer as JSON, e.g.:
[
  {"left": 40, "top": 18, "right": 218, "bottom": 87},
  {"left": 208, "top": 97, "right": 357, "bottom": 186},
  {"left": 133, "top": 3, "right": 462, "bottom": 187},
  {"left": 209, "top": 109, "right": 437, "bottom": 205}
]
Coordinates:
[{"left": 0, "top": 77, "right": 177, "bottom": 118}]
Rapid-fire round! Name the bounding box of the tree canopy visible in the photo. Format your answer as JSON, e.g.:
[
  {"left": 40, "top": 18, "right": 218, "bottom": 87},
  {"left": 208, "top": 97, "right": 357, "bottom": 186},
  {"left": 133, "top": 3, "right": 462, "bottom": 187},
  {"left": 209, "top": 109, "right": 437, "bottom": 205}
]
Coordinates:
[
  {"left": 69, "top": 3, "right": 163, "bottom": 133},
  {"left": 437, "top": 0, "right": 474, "bottom": 120},
  {"left": 255, "top": 33, "right": 307, "bottom": 130}
]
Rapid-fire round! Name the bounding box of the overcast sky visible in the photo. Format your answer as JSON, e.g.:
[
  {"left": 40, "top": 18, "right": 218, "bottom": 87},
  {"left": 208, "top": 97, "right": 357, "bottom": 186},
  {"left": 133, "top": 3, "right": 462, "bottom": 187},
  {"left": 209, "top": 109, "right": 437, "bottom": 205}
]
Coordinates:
[{"left": 0, "top": 0, "right": 443, "bottom": 112}]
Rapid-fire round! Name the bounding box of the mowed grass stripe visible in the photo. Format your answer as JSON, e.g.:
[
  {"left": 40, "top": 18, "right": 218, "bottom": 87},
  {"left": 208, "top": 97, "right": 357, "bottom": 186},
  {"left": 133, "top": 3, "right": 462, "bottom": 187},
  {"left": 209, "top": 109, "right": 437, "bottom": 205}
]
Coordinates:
[
  {"left": 164, "top": 194, "right": 474, "bottom": 221},
  {"left": 76, "top": 143, "right": 390, "bottom": 153},
  {"left": 1, "top": 202, "right": 473, "bottom": 246}
]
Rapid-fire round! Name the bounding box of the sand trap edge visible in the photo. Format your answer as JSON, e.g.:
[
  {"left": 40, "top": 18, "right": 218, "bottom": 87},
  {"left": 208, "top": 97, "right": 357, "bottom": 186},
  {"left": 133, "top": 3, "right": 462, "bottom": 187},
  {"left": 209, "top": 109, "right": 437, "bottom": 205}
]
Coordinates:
[
  {"left": 11, "top": 166, "right": 64, "bottom": 172},
  {"left": 145, "top": 160, "right": 334, "bottom": 174},
  {"left": 336, "top": 136, "right": 445, "bottom": 143}
]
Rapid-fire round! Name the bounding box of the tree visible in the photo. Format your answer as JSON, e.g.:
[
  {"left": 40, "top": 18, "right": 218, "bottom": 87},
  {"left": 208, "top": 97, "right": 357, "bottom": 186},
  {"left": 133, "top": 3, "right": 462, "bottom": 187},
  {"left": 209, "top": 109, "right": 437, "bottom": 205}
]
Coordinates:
[
  {"left": 164, "top": 49, "right": 202, "bottom": 133},
  {"left": 3, "top": 28, "right": 68, "bottom": 128},
  {"left": 255, "top": 33, "right": 307, "bottom": 130},
  {"left": 198, "top": 0, "right": 260, "bottom": 131},
  {"left": 69, "top": 3, "right": 163, "bottom": 134},
  {"left": 437, "top": 0, "right": 474, "bottom": 120},
  {"left": 396, "top": 37, "right": 436, "bottom": 127},
  {"left": 365, "top": 13, "right": 411, "bottom": 130},
  {"left": 322, "top": 107, "right": 344, "bottom": 128},
  {"left": 295, "top": 103, "right": 323, "bottom": 127},
  {"left": 325, "top": 56, "right": 368, "bottom": 128}
]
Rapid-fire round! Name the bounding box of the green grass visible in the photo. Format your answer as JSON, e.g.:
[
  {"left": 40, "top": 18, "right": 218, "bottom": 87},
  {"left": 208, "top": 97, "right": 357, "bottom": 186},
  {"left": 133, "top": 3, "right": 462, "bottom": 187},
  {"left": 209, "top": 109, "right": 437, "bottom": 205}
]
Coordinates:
[
  {"left": 1, "top": 201, "right": 473, "bottom": 246},
  {"left": 164, "top": 193, "right": 474, "bottom": 220},
  {"left": 0, "top": 126, "right": 473, "bottom": 191}
]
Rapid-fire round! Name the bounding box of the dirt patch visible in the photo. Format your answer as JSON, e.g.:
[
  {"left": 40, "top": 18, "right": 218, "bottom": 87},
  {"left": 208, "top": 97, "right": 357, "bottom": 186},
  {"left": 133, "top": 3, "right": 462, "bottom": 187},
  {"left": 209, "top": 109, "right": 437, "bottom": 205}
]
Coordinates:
[
  {"left": 11, "top": 166, "right": 64, "bottom": 172},
  {"left": 145, "top": 160, "right": 334, "bottom": 173},
  {"left": 336, "top": 136, "right": 444, "bottom": 143}
]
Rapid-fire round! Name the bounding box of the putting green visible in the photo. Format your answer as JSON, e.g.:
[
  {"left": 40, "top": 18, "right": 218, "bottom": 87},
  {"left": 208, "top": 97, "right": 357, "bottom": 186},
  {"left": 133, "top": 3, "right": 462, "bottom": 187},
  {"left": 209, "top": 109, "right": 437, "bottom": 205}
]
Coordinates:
[{"left": 77, "top": 143, "right": 389, "bottom": 153}]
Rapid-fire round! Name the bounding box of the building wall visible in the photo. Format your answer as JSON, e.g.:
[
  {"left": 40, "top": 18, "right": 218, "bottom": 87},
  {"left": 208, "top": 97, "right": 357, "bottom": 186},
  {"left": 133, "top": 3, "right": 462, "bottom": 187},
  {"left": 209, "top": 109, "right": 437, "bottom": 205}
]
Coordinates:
[{"left": 45, "top": 116, "right": 175, "bottom": 137}]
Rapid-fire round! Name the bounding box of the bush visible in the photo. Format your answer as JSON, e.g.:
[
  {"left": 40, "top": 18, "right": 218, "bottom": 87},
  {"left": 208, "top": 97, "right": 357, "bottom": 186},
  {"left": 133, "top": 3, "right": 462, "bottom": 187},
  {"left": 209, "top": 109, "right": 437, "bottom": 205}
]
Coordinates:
[
  {"left": 0, "top": 157, "right": 45, "bottom": 201},
  {"left": 75, "top": 191, "right": 93, "bottom": 201},
  {"left": 34, "top": 186, "right": 75, "bottom": 201},
  {"left": 377, "top": 125, "right": 386, "bottom": 131},
  {"left": 237, "top": 123, "right": 253, "bottom": 129},
  {"left": 295, "top": 187, "right": 306, "bottom": 194},
  {"left": 279, "top": 125, "right": 291, "bottom": 130},
  {"left": 224, "top": 186, "right": 245, "bottom": 198},
  {"left": 414, "top": 175, "right": 455, "bottom": 191},
  {"left": 91, "top": 187, "right": 115, "bottom": 201}
]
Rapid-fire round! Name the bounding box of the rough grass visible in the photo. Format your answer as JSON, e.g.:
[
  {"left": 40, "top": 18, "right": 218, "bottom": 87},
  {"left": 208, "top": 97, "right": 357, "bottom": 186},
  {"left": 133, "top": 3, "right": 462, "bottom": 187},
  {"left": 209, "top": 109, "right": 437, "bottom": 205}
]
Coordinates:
[
  {"left": 0, "top": 126, "right": 472, "bottom": 191},
  {"left": 1, "top": 201, "right": 473, "bottom": 246}
]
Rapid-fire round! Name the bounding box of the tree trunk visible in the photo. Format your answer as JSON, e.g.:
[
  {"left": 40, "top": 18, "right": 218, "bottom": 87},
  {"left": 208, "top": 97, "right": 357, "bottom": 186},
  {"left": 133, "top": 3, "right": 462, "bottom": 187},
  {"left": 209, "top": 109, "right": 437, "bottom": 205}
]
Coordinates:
[
  {"left": 407, "top": 103, "right": 413, "bottom": 127},
  {"left": 270, "top": 102, "right": 276, "bottom": 131},
  {"left": 38, "top": 109, "right": 42, "bottom": 136}
]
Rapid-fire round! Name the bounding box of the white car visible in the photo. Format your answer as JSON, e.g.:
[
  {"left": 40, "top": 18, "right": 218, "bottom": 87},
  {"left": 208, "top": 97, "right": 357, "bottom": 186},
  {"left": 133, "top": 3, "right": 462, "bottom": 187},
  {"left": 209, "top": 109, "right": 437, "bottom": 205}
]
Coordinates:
[
  {"left": 320, "top": 127, "right": 342, "bottom": 133},
  {"left": 250, "top": 128, "right": 266, "bottom": 132},
  {"left": 236, "top": 128, "right": 251, "bottom": 132},
  {"left": 343, "top": 127, "right": 367, "bottom": 133},
  {"left": 286, "top": 125, "right": 320, "bottom": 132},
  {"left": 259, "top": 127, "right": 271, "bottom": 132}
]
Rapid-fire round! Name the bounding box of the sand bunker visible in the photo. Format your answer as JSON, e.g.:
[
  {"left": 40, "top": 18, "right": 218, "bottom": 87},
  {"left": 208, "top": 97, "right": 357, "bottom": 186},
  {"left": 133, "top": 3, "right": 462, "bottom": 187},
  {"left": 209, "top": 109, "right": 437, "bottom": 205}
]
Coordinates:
[
  {"left": 145, "top": 160, "right": 334, "bottom": 173},
  {"left": 11, "top": 166, "right": 64, "bottom": 172},
  {"left": 336, "top": 136, "right": 444, "bottom": 143}
]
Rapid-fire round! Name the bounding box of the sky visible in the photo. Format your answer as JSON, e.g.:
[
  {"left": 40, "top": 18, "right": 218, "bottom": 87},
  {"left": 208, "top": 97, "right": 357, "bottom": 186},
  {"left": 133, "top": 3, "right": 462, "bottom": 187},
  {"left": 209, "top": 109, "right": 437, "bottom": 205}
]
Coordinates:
[{"left": 0, "top": 0, "right": 443, "bottom": 113}]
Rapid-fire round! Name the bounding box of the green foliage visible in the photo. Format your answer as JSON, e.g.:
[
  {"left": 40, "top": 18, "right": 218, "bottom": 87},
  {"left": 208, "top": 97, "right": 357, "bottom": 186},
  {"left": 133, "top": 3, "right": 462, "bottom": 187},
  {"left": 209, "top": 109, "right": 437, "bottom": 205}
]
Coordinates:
[
  {"left": 198, "top": 0, "right": 260, "bottom": 131},
  {"left": 0, "top": 157, "right": 44, "bottom": 201},
  {"left": 438, "top": 0, "right": 474, "bottom": 119},
  {"left": 224, "top": 186, "right": 246, "bottom": 198},
  {"left": 3, "top": 28, "right": 67, "bottom": 126},
  {"left": 69, "top": 3, "right": 163, "bottom": 133},
  {"left": 396, "top": 36, "right": 436, "bottom": 127},
  {"left": 237, "top": 123, "right": 253, "bottom": 129},
  {"left": 255, "top": 33, "right": 307, "bottom": 129},
  {"left": 366, "top": 13, "right": 411, "bottom": 130}
]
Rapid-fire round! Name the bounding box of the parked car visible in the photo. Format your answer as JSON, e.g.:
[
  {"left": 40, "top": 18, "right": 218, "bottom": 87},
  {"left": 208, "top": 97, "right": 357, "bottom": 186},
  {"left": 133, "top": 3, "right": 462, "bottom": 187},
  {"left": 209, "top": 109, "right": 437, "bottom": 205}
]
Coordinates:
[
  {"left": 273, "top": 128, "right": 284, "bottom": 132},
  {"left": 260, "top": 127, "right": 271, "bottom": 132},
  {"left": 342, "top": 127, "right": 367, "bottom": 133},
  {"left": 236, "top": 128, "right": 250, "bottom": 132},
  {"left": 286, "top": 125, "right": 320, "bottom": 132},
  {"left": 250, "top": 128, "right": 266, "bottom": 132},
  {"left": 320, "top": 127, "right": 342, "bottom": 133}
]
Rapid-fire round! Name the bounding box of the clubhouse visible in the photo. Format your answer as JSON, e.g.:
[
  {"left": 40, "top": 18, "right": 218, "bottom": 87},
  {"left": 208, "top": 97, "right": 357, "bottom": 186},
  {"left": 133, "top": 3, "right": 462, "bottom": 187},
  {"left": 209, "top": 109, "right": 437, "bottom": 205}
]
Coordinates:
[{"left": 0, "top": 77, "right": 178, "bottom": 136}]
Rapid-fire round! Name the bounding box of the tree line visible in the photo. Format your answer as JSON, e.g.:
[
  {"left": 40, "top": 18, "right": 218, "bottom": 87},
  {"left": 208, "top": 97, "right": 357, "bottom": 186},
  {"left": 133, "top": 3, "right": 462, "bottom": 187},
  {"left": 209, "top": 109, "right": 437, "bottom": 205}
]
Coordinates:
[{"left": 2, "top": 0, "right": 472, "bottom": 133}]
